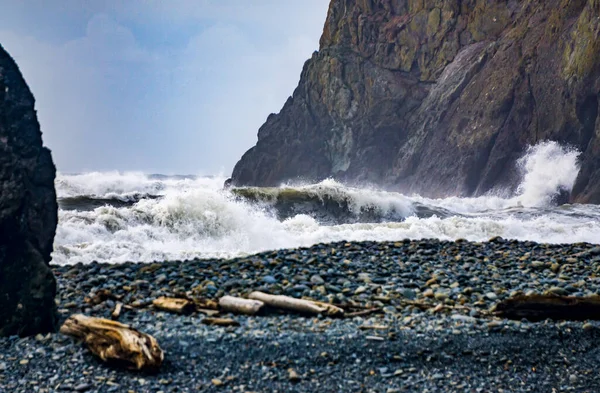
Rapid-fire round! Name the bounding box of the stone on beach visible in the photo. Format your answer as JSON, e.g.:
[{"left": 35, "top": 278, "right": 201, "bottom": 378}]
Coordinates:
[{"left": 0, "top": 44, "right": 58, "bottom": 337}]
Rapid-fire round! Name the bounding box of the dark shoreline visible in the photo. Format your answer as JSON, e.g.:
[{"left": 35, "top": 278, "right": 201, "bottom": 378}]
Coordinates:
[{"left": 2, "top": 238, "right": 600, "bottom": 392}]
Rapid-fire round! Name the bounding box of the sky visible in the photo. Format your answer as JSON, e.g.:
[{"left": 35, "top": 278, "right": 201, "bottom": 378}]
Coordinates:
[{"left": 0, "top": 0, "right": 330, "bottom": 175}]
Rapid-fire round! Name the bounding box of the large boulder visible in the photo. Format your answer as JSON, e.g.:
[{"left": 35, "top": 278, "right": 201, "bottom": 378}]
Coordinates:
[
  {"left": 231, "top": 0, "right": 600, "bottom": 203},
  {"left": 0, "top": 44, "right": 58, "bottom": 336}
]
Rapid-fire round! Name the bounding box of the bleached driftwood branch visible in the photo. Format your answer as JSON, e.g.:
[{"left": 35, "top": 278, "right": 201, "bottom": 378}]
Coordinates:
[
  {"left": 248, "top": 291, "right": 344, "bottom": 317},
  {"left": 152, "top": 296, "right": 195, "bottom": 314},
  {"left": 60, "top": 314, "right": 164, "bottom": 372},
  {"left": 219, "top": 296, "right": 264, "bottom": 315}
]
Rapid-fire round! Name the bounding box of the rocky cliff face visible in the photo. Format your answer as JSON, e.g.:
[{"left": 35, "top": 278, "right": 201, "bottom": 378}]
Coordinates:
[
  {"left": 231, "top": 0, "right": 600, "bottom": 203},
  {"left": 0, "top": 44, "right": 58, "bottom": 336}
]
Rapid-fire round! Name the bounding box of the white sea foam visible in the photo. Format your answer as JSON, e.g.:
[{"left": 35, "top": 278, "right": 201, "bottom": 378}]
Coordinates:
[
  {"left": 514, "top": 141, "right": 581, "bottom": 207},
  {"left": 52, "top": 141, "right": 599, "bottom": 265},
  {"left": 56, "top": 171, "right": 166, "bottom": 198}
]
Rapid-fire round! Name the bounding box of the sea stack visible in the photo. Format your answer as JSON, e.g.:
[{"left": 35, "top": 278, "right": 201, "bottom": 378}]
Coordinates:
[
  {"left": 231, "top": 0, "right": 600, "bottom": 204},
  {"left": 0, "top": 44, "right": 59, "bottom": 336}
]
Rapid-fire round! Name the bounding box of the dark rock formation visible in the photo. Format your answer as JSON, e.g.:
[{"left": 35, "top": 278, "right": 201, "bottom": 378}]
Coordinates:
[
  {"left": 0, "top": 44, "right": 58, "bottom": 336},
  {"left": 231, "top": 0, "right": 600, "bottom": 203}
]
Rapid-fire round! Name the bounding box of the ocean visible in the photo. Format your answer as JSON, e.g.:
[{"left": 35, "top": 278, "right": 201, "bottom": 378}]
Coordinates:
[{"left": 53, "top": 141, "right": 600, "bottom": 265}]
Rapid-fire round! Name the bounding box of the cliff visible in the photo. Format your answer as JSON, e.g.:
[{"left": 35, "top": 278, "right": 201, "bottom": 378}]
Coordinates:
[
  {"left": 231, "top": 0, "right": 600, "bottom": 203},
  {"left": 0, "top": 44, "right": 59, "bottom": 336}
]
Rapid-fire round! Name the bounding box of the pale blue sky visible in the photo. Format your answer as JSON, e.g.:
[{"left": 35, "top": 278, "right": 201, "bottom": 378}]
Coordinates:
[{"left": 0, "top": 1, "right": 329, "bottom": 174}]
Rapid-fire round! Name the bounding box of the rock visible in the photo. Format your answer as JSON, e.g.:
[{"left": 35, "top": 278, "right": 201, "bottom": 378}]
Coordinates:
[
  {"left": 485, "top": 292, "right": 498, "bottom": 300},
  {"left": 546, "top": 287, "right": 568, "bottom": 296},
  {"left": 354, "top": 286, "right": 367, "bottom": 295},
  {"left": 0, "top": 44, "right": 58, "bottom": 337},
  {"left": 288, "top": 368, "right": 301, "bottom": 382},
  {"left": 398, "top": 288, "right": 417, "bottom": 300},
  {"left": 74, "top": 383, "right": 91, "bottom": 392},
  {"left": 230, "top": 0, "right": 600, "bottom": 204},
  {"left": 531, "top": 261, "right": 545, "bottom": 270},
  {"left": 487, "top": 321, "right": 503, "bottom": 330},
  {"left": 434, "top": 292, "right": 448, "bottom": 301},
  {"left": 310, "top": 275, "right": 325, "bottom": 285},
  {"left": 451, "top": 314, "right": 476, "bottom": 323},
  {"left": 262, "top": 275, "right": 277, "bottom": 284}
]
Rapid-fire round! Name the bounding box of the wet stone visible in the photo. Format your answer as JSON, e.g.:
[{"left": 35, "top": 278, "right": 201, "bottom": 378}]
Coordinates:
[
  {"left": 310, "top": 275, "right": 325, "bottom": 285},
  {"left": 3, "top": 238, "right": 599, "bottom": 392}
]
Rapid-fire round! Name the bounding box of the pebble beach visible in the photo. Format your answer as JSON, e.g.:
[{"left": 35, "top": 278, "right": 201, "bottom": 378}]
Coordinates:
[{"left": 2, "top": 238, "right": 600, "bottom": 392}]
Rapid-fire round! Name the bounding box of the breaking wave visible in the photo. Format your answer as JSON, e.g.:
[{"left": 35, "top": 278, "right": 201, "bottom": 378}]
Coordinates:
[{"left": 53, "top": 141, "right": 600, "bottom": 265}]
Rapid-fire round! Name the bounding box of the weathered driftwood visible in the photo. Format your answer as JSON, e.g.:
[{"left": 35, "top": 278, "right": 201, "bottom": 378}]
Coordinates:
[
  {"left": 85, "top": 289, "right": 121, "bottom": 305},
  {"left": 344, "top": 308, "right": 383, "bottom": 318},
  {"left": 191, "top": 297, "right": 219, "bottom": 310},
  {"left": 111, "top": 302, "right": 123, "bottom": 320},
  {"left": 248, "top": 291, "right": 344, "bottom": 317},
  {"left": 311, "top": 300, "right": 345, "bottom": 317},
  {"left": 394, "top": 299, "right": 492, "bottom": 317},
  {"left": 202, "top": 317, "right": 240, "bottom": 327},
  {"left": 60, "top": 314, "right": 163, "bottom": 371},
  {"left": 219, "top": 296, "right": 264, "bottom": 315},
  {"left": 197, "top": 308, "right": 220, "bottom": 317},
  {"left": 152, "top": 297, "right": 195, "bottom": 314},
  {"left": 358, "top": 324, "right": 389, "bottom": 330},
  {"left": 494, "top": 294, "right": 600, "bottom": 322}
]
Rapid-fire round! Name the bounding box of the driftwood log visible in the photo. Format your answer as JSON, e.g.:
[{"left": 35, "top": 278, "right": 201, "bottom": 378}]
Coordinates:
[
  {"left": 219, "top": 296, "right": 264, "bottom": 315},
  {"left": 202, "top": 317, "right": 240, "bottom": 327},
  {"left": 494, "top": 294, "right": 600, "bottom": 322},
  {"left": 60, "top": 314, "right": 164, "bottom": 372},
  {"left": 191, "top": 298, "right": 219, "bottom": 310},
  {"left": 248, "top": 292, "right": 344, "bottom": 317},
  {"left": 152, "top": 297, "right": 195, "bottom": 314},
  {"left": 111, "top": 302, "right": 123, "bottom": 320}
]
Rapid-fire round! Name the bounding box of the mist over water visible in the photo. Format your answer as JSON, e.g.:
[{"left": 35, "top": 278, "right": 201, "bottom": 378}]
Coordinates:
[{"left": 52, "top": 141, "right": 600, "bottom": 265}]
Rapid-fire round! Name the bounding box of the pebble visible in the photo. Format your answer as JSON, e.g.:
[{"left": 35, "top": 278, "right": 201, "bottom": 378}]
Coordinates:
[
  {"left": 1, "top": 238, "right": 597, "bottom": 392},
  {"left": 434, "top": 292, "right": 448, "bottom": 301},
  {"left": 547, "top": 286, "right": 568, "bottom": 296},
  {"left": 288, "top": 368, "right": 301, "bottom": 382},
  {"left": 398, "top": 288, "right": 416, "bottom": 299},
  {"left": 451, "top": 315, "right": 476, "bottom": 323},
  {"left": 354, "top": 286, "right": 367, "bottom": 295},
  {"left": 262, "top": 276, "right": 277, "bottom": 284},
  {"left": 485, "top": 292, "right": 497, "bottom": 300},
  {"left": 310, "top": 275, "right": 325, "bottom": 285},
  {"left": 531, "top": 261, "right": 545, "bottom": 269},
  {"left": 487, "top": 321, "right": 503, "bottom": 329},
  {"left": 74, "top": 383, "right": 91, "bottom": 392}
]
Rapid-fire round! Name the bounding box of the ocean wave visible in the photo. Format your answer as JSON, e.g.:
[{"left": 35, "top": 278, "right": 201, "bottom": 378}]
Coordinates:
[
  {"left": 58, "top": 194, "right": 162, "bottom": 211},
  {"left": 230, "top": 180, "right": 440, "bottom": 224},
  {"left": 51, "top": 141, "right": 600, "bottom": 265}
]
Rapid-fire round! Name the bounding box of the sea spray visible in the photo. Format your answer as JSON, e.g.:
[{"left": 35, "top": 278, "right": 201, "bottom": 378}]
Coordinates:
[
  {"left": 56, "top": 171, "right": 168, "bottom": 199},
  {"left": 411, "top": 141, "right": 582, "bottom": 213},
  {"left": 514, "top": 141, "right": 581, "bottom": 207}
]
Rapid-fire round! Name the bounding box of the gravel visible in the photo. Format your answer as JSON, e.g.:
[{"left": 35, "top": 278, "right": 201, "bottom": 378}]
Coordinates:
[{"left": 2, "top": 238, "right": 600, "bottom": 392}]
